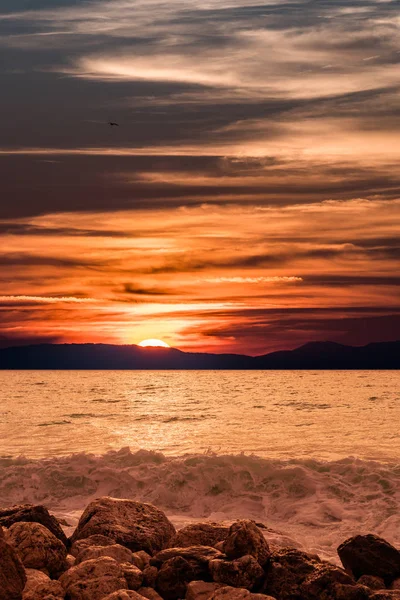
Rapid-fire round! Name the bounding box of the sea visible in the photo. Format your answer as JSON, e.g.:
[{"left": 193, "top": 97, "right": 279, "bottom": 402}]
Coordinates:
[{"left": 0, "top": 370, "right": 399, "bottom": 563}]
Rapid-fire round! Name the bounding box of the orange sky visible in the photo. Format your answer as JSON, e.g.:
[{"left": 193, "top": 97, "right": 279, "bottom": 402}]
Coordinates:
[{"left": 0, "top": 0, "right": 399, "bottom": 354}]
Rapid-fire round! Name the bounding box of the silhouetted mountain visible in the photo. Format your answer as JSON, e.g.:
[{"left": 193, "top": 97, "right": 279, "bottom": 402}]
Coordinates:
[{"left": 0, "top": 340, "right": 398, "bottom": 369}]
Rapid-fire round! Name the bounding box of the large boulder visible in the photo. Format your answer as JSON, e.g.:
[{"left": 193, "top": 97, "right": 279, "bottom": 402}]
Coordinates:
[
  {"left": 156, "top": 556, "right": 199, "bottom": 600},
  {"left": 59, "top": 556, "right": 128, "bottom": 600},
  {"left": 223, "top": 521, "right": 270, "bottom": 566},
  {"left": 70, "top": 534, "right": 116, "bottom": 557},
  {"left": 0, "top": 526, "right": 27, "bottom": 600},
  {"left": 22, "top": 581, "right": 65, "bottom": 600},
  {"left": 172, "top": 523, "right": 230, "bottom": 549},
  {"left": 7, "top": 522, "right": 68, "bottom": 578},
  {"left": 70, "top": 497, "right": 175, "bottom": 555},
  {"left": 209, "top": 555, "right": 264, "bottom": 590},
  {"left": 75, "top": 544, "right": 134, "bottom": 565},
  {"left": 0, "top": 505, "right": 68, "bottom": 547},
  {"left": 338, "top": 535, "right": 400, "bottom": 583}
]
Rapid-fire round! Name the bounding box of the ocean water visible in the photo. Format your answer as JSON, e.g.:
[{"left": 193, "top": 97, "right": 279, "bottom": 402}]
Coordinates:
[{"left": 0, "top": 370, "right": 399, "bottom": 562}]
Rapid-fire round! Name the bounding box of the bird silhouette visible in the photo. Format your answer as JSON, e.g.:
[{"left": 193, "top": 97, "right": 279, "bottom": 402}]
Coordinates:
[{"left": 108, "top": 122, "right": 119, "bottom": 127}]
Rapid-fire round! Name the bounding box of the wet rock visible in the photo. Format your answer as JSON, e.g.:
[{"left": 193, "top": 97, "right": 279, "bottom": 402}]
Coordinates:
[
  {"left": 70, "top": 534, "right": 116, "bottom": 557},
  {"left": 223, "top": 520, "right": 270, "bottom": 566},
  {"left": 338, "top": 535, "right": 400, "bottom": 583},
  {"left": 59, "top": 556, "right": 128, "bottom": 600},
  {"left": 156, "top": 556, "right": 198, "bottom": 599},
  {"left": 209, "top": 587, "right": 275, "bottom": 599},
  {"left": 209, "top": 555, "right": 264, "bottom": 590},
  {"left": 358, "top": 575, "right": 386, "bottom": 590},
  {"left": 121, "top": 562, "right": 144, "bottom": 590},
  {"left": 172, "top": 523, "right": 230, "bottom": 549},
  {"left": 137, "top": 589, "right": 164, "bottom": 600},
  {"left": 8, "top": 522, "right": 67, "bottom": 578},
  {"left": 70, "top": 497, "right": 175, "bottom": 555},
  {"left": 22, "top": 581, "right": 65, "bottom": 600},
  {"left": 132, "top": 551, "right": 151, "bottom": 571},
  {"left": 142, "top": 565, "right": 158, "bottom": 587},
  {"left": 102, "top": 592, "right": 147, "bottom": 600},
  {"left": 75, "top": 543, "right": 134, "bottom": 565},
  {"left": 185, "top": 580, "right": 224, "bottom": 599},
  {"left": 0, "top": 504, "right": 68, "bottom": 548},
  {"left": 261, "top": 548, "right": 323, "bottom": 599},
  {"left": 0, "top": 526, "right": 27, "bottom": 600}
]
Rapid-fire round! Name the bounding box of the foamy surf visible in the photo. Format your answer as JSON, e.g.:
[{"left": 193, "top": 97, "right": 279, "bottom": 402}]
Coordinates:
[{"left": 0, "top": 447, "right": 398, "bottom": 563}]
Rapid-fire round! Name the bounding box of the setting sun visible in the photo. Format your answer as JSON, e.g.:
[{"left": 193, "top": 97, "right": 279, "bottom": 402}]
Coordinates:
[{"left": 138, "top": 339, "right": 170, "bottom": 348}]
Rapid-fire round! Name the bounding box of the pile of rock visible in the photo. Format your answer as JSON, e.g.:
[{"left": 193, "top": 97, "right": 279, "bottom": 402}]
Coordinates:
[{"left": 1, "top": 497, "right": 400, "bottom": 600}]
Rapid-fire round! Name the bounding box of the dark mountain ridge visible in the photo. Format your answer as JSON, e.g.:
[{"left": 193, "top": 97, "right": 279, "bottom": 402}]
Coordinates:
[{"left": 0, "top": 340, "right": 399, "bottom": 369}]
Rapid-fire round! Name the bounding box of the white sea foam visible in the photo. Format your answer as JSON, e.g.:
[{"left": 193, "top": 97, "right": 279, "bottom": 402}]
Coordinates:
[{"left": 0, "top": 448, "right": 399, "bottom": 563}]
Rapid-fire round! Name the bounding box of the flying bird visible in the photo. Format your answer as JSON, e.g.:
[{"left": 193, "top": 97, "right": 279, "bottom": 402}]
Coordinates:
[{"left": 108, "top": 121, "right": 119, "bottom": 127}]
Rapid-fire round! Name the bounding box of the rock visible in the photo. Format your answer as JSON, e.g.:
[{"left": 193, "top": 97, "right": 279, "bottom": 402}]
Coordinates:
[
  {"left": 300, "top": 566, "right": 368, "bottom": 600},
  {"left": 70, "top": 534, "right": 117, "bottom": 557},
  {"left": 132, "top": 551, "right": 151, "bottom": 571},
  {"left": 223, "top": 521, "right": 270, "bottom": 566},
  {"left": 172, "top": 523, "right": 230, "bottom": 549},
  {"left": 121, "top": 563, "right": 144, "bottom": 590},
  {"left": 370, "top": 593, "right": 400, "bottom": 599},
  {"left": 102, "top": 592, "right": 148, "bottom": 600},
  {"left": 152, "top": 546, "right": 223, "bottom": 569},
  {"left": 0, "top": 504, "right": 68, "bottom": 547},
  {"left": 142, "top": 565, "right": 158, "bottom": 587},
  {"left": 262, "top": 548, "right": 323, "bottom": 599},
  {"left": 209, "top": 587, "right": 274, "bottom": 599},
  {"left": 70, "top": 497, "right": 175, "bottom": 555},
  {"left": 358, "top": 575, "right": 386, "bottom": 590},
  {"left": 185, "top": 581, "right": 224, "bottom": 599},
  {"left": 23, "top": 569, "right": 51, "bottom": 593},
  {"left": 22, "top": 581, "right": 65, "bottom": 600},
  {"left": 209, "top": 555, "right": 264, "bottom": 590},
  {"left": 59, "top": 556, "right": 128, "bottom": 600},
  {"left": 392, "top": 579, "right": 400, "bottom": 590},
  {"left": 76, "top": 543, "right": 134, "bottom": 565},
  {"left": 137, "top": 589, "right": 164, "bottom": 600},
  {"left": 102, "top": 593, "right": 147, "bottom": 600},
  {"left": 338, "top": 535, "right": 400, "bottom": 583},
  {"left": 0, "top": 528, "right": 27, "bottom": 600},
  {"left": 66, "top": 554, "right": 75, "bottom": 568},
  {"left": 156, "top": 556, "right": 198, "bottom": 600},
  {"left": 7, "top": 522, "right": 68, "bottom": 578}
]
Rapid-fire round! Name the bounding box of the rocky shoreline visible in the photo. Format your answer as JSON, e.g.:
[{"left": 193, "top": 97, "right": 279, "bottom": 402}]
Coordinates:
[{"left": 1, "top": 497, "right": 400, "bottom": 600}]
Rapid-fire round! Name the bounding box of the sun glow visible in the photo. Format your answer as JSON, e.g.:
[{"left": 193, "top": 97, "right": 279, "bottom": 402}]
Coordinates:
[{"left": 138, "top": 339, "right": 170, "bottom": 348}]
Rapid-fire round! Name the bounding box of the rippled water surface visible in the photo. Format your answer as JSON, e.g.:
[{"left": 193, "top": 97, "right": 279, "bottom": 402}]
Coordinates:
[{"left": 0, "top": 370, "right": 398, "bottom": 461}]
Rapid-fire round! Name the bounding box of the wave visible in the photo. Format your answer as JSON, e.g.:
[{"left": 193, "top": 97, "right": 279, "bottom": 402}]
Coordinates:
[{"left": 0, "top": 448, "right": 399, "bottom": 562}]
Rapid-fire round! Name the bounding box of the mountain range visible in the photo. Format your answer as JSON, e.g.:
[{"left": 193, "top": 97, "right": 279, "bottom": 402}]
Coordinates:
[{"left": 0, "top": 340, "right": 399, "bottom": 369}]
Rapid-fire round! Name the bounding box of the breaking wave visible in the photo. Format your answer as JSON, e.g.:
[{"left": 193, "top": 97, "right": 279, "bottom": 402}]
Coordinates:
[{"left": 0, "top": 447, "right": 399, "bottom": 562}]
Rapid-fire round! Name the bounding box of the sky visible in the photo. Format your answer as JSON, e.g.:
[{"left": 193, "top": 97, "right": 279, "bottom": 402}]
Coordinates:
[{"left": 0, "top": 0, "right": 399, "bottom": 355}]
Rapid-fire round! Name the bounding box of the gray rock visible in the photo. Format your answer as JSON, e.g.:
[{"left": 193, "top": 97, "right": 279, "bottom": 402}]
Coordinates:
[
  {"left": 137, "top": 589, "right": 164, "bottom": 600},
  {"left": 75, "top": 544, "right": 134, "bottom": 565},
  {"left": 0, "top": 505, "right": 68, "bottom": 547},
  {"left": 70, "top": 534, "right": 116, "bottom": 557},
  {"left": 185, "top": 581, "right": 224, "bottom": 599},
  {"left": 338, "top": 535, "right": 400, "bottom": 583},
  {"left": 22, "top": 581, "right": 65, "bottom": 600},
  {"left": 121, "top": 562, "right": 144, "bottom": 590},
  {"left": 358, "top": 575, "right": 386, "bottom": 590},
  {"left": 156, "top": 556, "right": 198, "bottom": 600},
  {"left": 172, "top": 523, "right": 230, "bottom": 549},
  {"left": 209, "top": 587, "right": 275, "bottom": 599}
]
